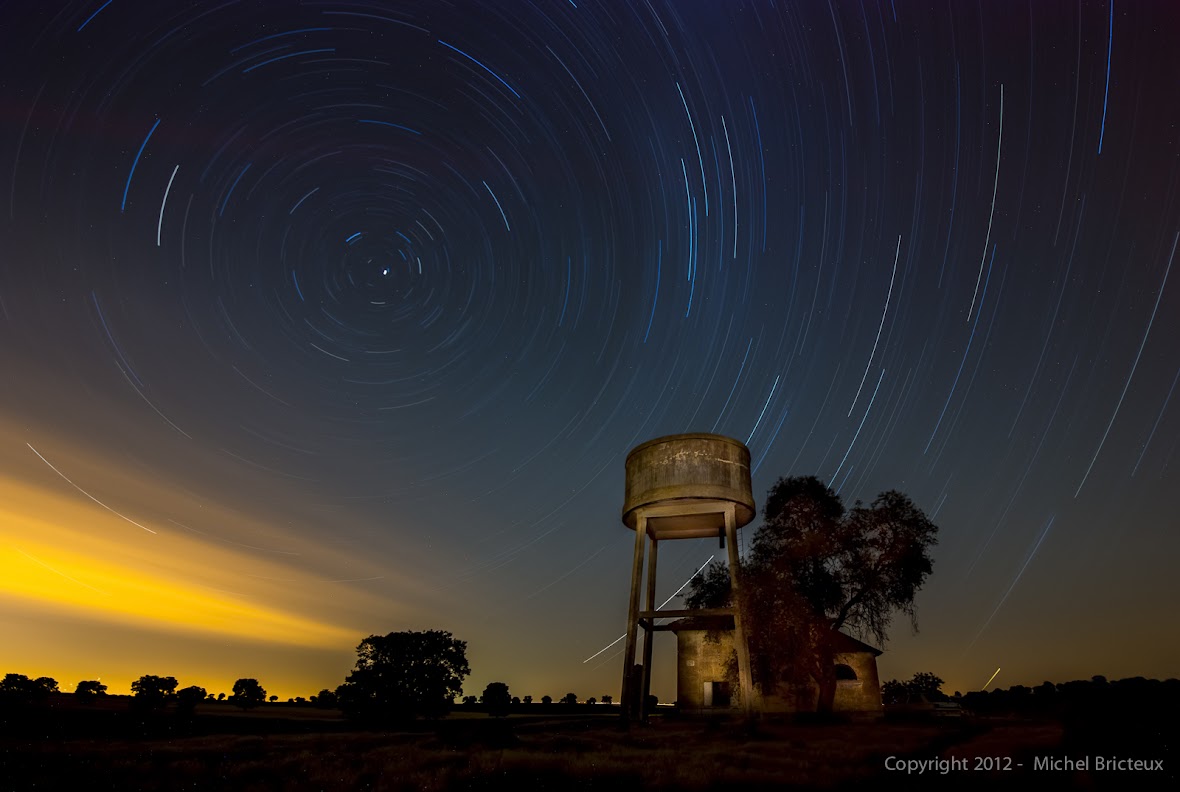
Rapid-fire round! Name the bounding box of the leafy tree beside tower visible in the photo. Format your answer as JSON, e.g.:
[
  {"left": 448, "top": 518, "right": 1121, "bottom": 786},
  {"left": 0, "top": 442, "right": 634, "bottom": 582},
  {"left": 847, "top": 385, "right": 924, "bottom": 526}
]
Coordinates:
[{"left": 686, "top": 475, "right": 938, "bottom": 713}]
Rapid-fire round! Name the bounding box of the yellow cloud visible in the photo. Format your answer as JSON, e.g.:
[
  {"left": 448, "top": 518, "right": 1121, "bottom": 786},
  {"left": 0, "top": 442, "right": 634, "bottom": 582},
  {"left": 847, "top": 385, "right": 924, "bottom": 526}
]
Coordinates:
[{"left": 0, "top": 476, "right": 363, "bottom": 648}]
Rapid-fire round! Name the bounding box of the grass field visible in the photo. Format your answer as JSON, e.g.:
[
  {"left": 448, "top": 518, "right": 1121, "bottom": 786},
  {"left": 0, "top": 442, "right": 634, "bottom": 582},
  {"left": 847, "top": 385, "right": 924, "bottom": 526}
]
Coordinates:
[{"left": 8, "top": 707, "right": 1167, "bottom": 791}]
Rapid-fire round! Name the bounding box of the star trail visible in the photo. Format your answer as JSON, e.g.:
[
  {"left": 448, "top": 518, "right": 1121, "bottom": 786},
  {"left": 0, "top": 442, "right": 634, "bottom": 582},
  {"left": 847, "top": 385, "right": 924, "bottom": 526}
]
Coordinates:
[{"left": 1, "top": 1, "right": 1178, "bottom": 702}]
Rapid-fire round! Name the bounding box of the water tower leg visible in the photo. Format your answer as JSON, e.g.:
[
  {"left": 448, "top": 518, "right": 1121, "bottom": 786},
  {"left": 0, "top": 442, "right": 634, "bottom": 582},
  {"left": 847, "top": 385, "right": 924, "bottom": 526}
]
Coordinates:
[
  {"left": 640, "top": 536, "right": 658, "bottom": 720},
  {"left": 621, "top": 513, "right": 648, "bottom": 721},
  {"left": 724, "top": 503, "right": 757, "bottom": 719}
]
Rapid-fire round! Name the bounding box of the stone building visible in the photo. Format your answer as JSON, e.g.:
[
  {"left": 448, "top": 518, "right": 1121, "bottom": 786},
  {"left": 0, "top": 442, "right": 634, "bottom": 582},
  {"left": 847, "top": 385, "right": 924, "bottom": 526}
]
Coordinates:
[{"left": 669, "top": 616, "right": 883, "bottom": 714}]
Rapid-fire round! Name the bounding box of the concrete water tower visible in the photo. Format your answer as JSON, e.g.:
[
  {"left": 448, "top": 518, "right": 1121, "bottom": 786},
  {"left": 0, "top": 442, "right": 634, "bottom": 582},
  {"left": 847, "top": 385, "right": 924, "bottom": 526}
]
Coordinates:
[{"left": 619, "top": 433, "right": 757, "bottom": 720}]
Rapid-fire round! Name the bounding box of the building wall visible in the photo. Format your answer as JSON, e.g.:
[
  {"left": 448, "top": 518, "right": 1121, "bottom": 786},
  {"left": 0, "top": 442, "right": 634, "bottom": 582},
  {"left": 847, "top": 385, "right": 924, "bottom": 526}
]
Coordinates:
[
  {"left": 832, "top": 650, "right": 882, "bottom": 712},
  {"left": 675, "top": 629, "right": 736, "bottom": 709},
  {"left": 673, "top": 630, "right": 882, "bottom": 713}
]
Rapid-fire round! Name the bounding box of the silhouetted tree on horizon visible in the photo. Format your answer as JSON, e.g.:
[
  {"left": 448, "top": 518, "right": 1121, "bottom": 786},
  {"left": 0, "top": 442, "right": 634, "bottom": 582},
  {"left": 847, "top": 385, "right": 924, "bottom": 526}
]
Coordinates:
[
  {"left": 74, "top": 680, "right": 107, "bottom": 703},
  {"left": 0, "top": 674, "right": 57, "bottom": 706},
  {"left": 560, "top": 692, "right": 578, "bottom": 705},
  {"left": 541, "top": 695, "right": 552, "bottom": 705},
  {"left": 335, "top": 630, "right": 470, "bottom": 723},
  {"left": 130, "top": 675, "right": 178, "bottom": 710},
  {"left": 313, "top": 688, "right": 338, "bottom": 709},
  {"left": 230, "top": 679, "right": 266, "bottom": 710},
  {"left": 482, "top": 682, "right": 511, "bottom": 717},
  {"left": 882, "top": 672, "right": 945, "bottom": 705},
  {"left": 176, "top": 686, "right": 207, "bottom": 715}
]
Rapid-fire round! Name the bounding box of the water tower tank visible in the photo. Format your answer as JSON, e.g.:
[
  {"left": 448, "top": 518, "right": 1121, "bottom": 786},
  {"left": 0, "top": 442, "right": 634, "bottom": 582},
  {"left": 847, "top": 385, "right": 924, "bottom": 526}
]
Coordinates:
[{"left": 622, "top": 433, "right": 755, "bottom": 538}]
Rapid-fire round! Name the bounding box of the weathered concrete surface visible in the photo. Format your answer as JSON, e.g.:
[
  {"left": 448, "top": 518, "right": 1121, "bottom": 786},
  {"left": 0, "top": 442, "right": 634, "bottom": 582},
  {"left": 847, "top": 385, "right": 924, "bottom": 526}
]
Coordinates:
[
  {"left": 622, "top": 433, "right": 755, "bottom": 531},
  {"left": 672, "top": 624, "right": 884, "bottom": 715}
]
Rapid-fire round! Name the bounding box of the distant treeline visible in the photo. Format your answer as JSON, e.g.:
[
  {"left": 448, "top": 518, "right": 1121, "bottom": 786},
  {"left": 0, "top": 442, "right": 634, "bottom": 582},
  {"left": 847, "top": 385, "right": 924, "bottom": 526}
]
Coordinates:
[{"left": 956, "top": 676, "right": 1180, "bottom": 719}]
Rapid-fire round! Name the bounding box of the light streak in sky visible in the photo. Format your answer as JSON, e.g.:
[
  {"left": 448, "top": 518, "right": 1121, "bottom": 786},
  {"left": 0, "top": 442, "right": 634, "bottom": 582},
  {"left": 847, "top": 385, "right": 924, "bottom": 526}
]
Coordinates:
[
  {"left": 288, "top": 186, "right": 318, "bottom": 214},
  {"left": 156, "top": 164, "right": 178, "bottom": 246},
  {"left": 849, "top": 235, "right": 901, "bottom": 416},
  {"left": 218, "top": 162, "right": 251, "bottom": 217},
  {"left": 26, "top": 443, "right": 157, "bottom": 534},
  {"left": 676, "top": 82, "right": 708, "bottom": 217},
  {"left": 966, "top": 515, "right": 1055, "bottom": 653},
  {"left": 832, "top": 368, "right": 885, "bottom": 483},
  {"left": 967, "top": 84, "right": 1003, "bottom": 322},
  {"left": 747, "top": 375, "right": 780, "bottom": 444},
  {"left": 721, "top": 115, "right": 737, "bottom": 259},
  {"left": 643, "top": 242, "right": 661, "bottom": 343},
  {"left": 1098, "top": 1, "right": 1113, "bottom": 154},
  {"left": 1075, "top": 231, "right": 1176, "bottom": 497},
  {"left": 1008, "top": 195, "right": 1084, "bottom": 438},
  {"left": 484, "top": 180, "right": 510, "bottom": 232},
  {"left": 926, "top": 245, "right": 996, "bottom": 453},
  {"left": 983, "top": 667, "right": 1002, "bottom": 691},
  {"left": 121, "top": 117, "right": 160, "bottom": 212},
  {"left": 76, "top": 0, "right": 114, "bottom": 32},
  {"left": 582, "top": 555, "right": 714, "bottom": 664},
  {"left": 12, "top": 547, "right": 109, "bottom": 595},
  {"left": 712, "top": 337, "right": 753, "bottom": 433},
  {"left": 437, "top": 39, "right": 521, "bottom": 99},
  {"left": 241, "top": 48, "right": 336, "bottom": 74},
  {"left": 1132, "top": 361, "right": 1180, "bottom": 477}
]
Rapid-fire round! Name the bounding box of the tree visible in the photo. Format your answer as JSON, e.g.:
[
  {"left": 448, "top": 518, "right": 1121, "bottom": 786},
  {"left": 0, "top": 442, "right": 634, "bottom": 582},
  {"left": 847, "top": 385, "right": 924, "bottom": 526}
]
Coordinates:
[
  {"left": 313, "top": 688, "right": 338, "bottom": 709},
  {"left": 541, "top": 695, "right": 552, "bottom": 705},
  {"left": 131, "top": 675, "right": 178, "bottom": 710},
  {"left": 462, "top": 695, "right": 478, "bottom": 705},
  {"left": 0, "top": 674, "right": 57, "bottom": 705},
  {"left": 230, "top": 679, "right": 266, "bottom": 710},
  {"left": 907, "top": 672, "right": 946, "bottom": 701},
  {"left": 560, "top": 693, "right": 578, "bottom": 705},
  {"left": 176, "top": 686, "right": 207, "bottom": 714},
  {"left": 74, "top": 680, "right": 108, "bottom": 703},
  {"left": 586, "top": 697, "right": 597, "bottom": 705},
  {"left": 881, "top": 673, "right": 945, "bottom": 705},
  {"left": 686, "top": 476, "right": 938, "bottom": 714},
  {"left": 482, "top": 682, "right": 511, "bottom": 717},
  {"left": 881, "top": 679, "right": 908, "bottom": 706},
  {"left": 522, "top": 695, "right": 533, "bottom": 705},
  {"left": 217, "top": 692, "right": 226, "bottom": 701},
  {"left": 601, "top": 694, "right": 613, "bottom": 705},
  {"left": 335, "top": 630, "right": 470, "bottom": 723},
  {"left": 269, "top": 695, "right": 278, "bottom": 703}
]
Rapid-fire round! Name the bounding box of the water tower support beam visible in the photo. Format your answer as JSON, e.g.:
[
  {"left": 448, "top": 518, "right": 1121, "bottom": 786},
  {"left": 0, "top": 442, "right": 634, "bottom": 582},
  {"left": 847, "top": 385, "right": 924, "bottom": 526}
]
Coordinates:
[
  {"left": 640, "top": 536, "right": 658, "bottom": 719},
  {"left": 724, "top": 502, "right": 756, "bottom": 718},
  {"left": 621, "top": 513, "right": 648, "bottom": 720}
]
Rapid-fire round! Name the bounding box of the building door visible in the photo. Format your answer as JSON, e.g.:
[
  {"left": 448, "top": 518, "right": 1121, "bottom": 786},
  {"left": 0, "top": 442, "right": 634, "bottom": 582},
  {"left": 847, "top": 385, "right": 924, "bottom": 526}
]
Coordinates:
[{"left": 703, "top": 681, "right": 730, "bottom": 708}]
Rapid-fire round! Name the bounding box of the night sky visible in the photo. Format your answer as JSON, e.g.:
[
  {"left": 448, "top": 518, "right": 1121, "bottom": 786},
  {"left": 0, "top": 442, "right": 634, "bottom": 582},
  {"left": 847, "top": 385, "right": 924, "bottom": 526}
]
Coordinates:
[{"left": 2, "top": 0, "right": 1178, "bottom": 704}]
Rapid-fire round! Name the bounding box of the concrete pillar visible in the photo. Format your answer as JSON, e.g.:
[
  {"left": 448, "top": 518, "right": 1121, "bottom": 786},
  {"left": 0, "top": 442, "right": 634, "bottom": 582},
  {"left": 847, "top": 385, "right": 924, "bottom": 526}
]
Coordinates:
[
  {"left": 724, "top": 503, "right": 756, "bottom": 718},
  {"left": 640, "top": 536, "right": 658, "bottom": 720},
  {"left": 621, "top": 512, "right": 647, "bottom": 720}
]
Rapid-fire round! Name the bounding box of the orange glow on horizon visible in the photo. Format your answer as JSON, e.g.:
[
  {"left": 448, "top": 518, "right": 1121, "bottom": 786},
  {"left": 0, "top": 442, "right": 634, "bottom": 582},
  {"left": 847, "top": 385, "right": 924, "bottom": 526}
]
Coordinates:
[{"left": 0, "top": 473, "right": 381, "bottom": 649}]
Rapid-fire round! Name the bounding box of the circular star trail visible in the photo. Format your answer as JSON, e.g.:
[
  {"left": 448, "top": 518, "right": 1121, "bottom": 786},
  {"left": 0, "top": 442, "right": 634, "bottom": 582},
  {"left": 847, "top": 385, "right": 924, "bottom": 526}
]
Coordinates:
[{"left": 1, "top": 1, "right": 1178, "bottom": 699}]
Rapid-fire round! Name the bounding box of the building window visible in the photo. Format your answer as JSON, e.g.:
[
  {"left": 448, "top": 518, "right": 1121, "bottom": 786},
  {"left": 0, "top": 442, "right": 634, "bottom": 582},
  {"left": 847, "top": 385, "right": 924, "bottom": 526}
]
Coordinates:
[{"left": 834, "top": 664, "right": 857, "bottom": 681}]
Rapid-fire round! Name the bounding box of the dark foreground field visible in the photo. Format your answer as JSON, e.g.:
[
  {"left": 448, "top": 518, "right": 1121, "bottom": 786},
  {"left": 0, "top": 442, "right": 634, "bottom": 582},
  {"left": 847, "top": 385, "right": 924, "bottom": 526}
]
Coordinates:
[{"left": 2, "top": 709, "right": 1174, "bottom": 791}]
